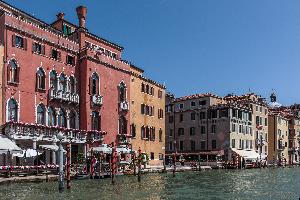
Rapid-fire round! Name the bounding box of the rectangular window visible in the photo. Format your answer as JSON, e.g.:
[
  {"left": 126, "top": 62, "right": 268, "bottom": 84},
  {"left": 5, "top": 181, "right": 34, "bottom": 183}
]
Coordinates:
[
  {"left": 200, "top": 112, "right": 206, "bottom": 120},
  {"left": 169, "top": 129, "right": 173, "bottom": 136},
  {"left": 141, "top": 104, "right": 145, "bottom": 114},
  {"left": 14, "top": 35, "right": 24, "bottom": 48},
  {"left": 211, "top": 125, "right": 216, "bottom": 133},
  {"left": 51, "top": 49, "right": 61, "bottom": 60},
  {"left": 200, "top": 126, "right": 206, "bottom": 134},
  {"left": 179, "top": 141, "right": 184, "bottom": 151},
  {"left": 199, "top": 100, "right": 206, "bottom": 106},
  {"left": 178, "top": 128, "right": 184, "bottom": 136},
  {"left": 232, "top": 139, "right": 235, "bottom": 148},
  {"left": 180, "top": 114, "right": 184, "bottom": 122},
  {"left": 190, "top": 140, "right": 195, "bottom": 151},
  {"left": 212, "top": 140, "right": 217, "bottom": 149},
  {"left": 191, "top": 113, "right": 196, "bottom": 120},
  {"left": 190, "top": 127, "right": 195, "bottom": 135},
  {"left": 179, "top": 103, "right": 184, "bottom": 109},
  {"left": 200, "top": 141, "right": 206, "bottom": 150},
  {"left": 265, "top": 118, "right": 268, "bottom": 126},
  {"left": 67, "top": 55, "right": 75, "bottom": 65},
  {"left": 169, "top": 116, "right": 174, "bottom": 123},
  {"left": 169, "top": 142, "right": 173, "bottom": 151},
  {"left": 150, "top": 152, "right": 154, "bottom": 160},
  {"left": 158, "top": 90, "right": 163, "bottom": 99},
  {"left": 32, "top": 42, "right": 44, "bottom": 55},
  {"left": 191, "top": 101, "right": 196, "bottom": 107}
]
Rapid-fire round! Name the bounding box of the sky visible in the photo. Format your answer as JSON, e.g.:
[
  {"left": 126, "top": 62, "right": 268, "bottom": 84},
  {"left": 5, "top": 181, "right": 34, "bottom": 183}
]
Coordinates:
[{"left": 5, "top": 0, "right": 300, "bottom": 105}]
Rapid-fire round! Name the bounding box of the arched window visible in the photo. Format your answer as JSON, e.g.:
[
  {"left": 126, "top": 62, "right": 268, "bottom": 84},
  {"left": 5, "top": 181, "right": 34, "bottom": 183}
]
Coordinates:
[
  {"left": 59, "top": 73, "right": 67, "bottom": 93},
  {"left": 57, "top": 109, "right": 66, "bottom": 128},
  {"left": 7, "top": 59, "right": 19, "bottom": 83},
  {"left": 119, "top": 82, "right": 126, "bottom": 102},
  {"left": 50, "top": 70, "right": 58, "bottom": 91},
  {"left": 119, "top": 116, "right": 127, "bottom": 135},
  {"left": 69, "top": 76, "right": 76, "bottom": 94},
  {"left": 7, "top": 98, "right": 18, "bottom": 122},
  {"left": 90, "top": 73, "right": 99, "bottom": 95},
  {"left": 69, "top": 110, "right": 76, "bottom": 129},
  {"left": 36, "top": 104, "right": 46, "bottom": 125},
  {"left": 48, "top": 107, "right": 56, "bottom": 126},
  {"left": 91, "top": 111, "right": 100, "bottom": 130},
  {"left": 36, "top": 68, "right": 45, "bottom": 90}
]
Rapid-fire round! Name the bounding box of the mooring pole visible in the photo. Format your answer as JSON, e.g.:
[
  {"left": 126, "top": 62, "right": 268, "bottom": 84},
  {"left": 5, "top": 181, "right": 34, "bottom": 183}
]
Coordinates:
[
  {"left": 111, "top": 142, "right": 116, "bottom": 185},
  {"left": 198, "top": 154, "right": 201, "bottom": 171},
  {"left": 66, "top": 143, "right": 71, "bottom": 190},
  {"left": 173, "top": 152, "right": 176, "bottom": 177},
  {"left": 138, "top": 147, "right": 141, "bottom": 182}
]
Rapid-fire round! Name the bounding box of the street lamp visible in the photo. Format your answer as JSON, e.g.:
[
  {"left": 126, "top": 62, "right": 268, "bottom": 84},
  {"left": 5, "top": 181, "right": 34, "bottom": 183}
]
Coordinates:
[{"left": 57, "top": 131, "right": 64, "bottom": 192}]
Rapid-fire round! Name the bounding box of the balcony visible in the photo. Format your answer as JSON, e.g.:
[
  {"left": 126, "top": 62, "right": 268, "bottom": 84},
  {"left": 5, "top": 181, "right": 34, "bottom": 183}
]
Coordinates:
[
  {"left": 117, "top": 134, "right": 131, "bottom": 145},
  {"left": 49, "top": 89, "right": 79, "bottom": 104},
  {"left": 91, "top": 94, "right": 103, "bottom": 106},
  {"left": 119, "top": 101, "right": 129, "bottom": 111},
  {"left": 2, "top": 121, "right": 106, "bottom": 144}
]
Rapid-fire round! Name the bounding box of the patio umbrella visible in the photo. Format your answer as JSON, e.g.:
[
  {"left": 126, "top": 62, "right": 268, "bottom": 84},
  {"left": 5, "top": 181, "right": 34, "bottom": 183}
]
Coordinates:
[{"left": 0, "top": 135, "right": 22, "bottom": 154}]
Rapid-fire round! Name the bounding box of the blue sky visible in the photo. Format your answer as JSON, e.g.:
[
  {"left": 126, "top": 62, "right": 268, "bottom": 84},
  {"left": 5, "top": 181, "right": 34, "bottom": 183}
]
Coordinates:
[{"left": 5, "top": 0, "right": 300, "bottom": 105}]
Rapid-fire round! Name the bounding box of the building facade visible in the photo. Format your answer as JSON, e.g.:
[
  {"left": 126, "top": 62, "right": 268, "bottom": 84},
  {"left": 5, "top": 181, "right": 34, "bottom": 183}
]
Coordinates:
[{"left": 130, "top": 65, "right": 165, "bottom": 166}]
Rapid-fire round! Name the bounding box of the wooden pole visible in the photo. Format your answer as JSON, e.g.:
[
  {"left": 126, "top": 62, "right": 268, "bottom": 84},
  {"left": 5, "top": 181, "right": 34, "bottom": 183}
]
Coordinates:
[
  {"left": 133, "top": 152, "right": 136, "bottom": 176},
  {"left": 138, "top": 147, "right": 141, "bottom": 182},
  {"left": 66, "top": 143, "right": 71, "bottom": 190},
  {"left": 111, "top": 142, "right": 116, "bottom": 185},
  {"left": 173, "top": 152, "right": 176, "bottom": 177}
]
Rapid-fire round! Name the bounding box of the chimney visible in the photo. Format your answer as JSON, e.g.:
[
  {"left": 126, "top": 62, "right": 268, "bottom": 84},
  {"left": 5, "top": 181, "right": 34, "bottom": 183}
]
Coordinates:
[
  {"left": 76, "top": 6, "right": 87, "bottom": 29},
  {"left": 56, "top": 12, "right": 65, "bottom": 20}
]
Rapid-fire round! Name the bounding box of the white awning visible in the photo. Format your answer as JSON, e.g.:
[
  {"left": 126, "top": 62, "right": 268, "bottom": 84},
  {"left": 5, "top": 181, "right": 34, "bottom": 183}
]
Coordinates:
[
  {"left": 13, "top": 149, "right": 42, "bottom": 158},
  {"left": 0, "top": 135, "right": 22, "bottom": 154},
  {"left": 231, "top": 148, "right": 260, "bottom": 160},
  {"left": 117, "top": 145, "right": 131, "bottom": 154},
  {"left": 39, "top": 145, "right": 66, "bottom": 152},
  {"left": 91, "top": 144, "right": 112, "bottom": 154}
]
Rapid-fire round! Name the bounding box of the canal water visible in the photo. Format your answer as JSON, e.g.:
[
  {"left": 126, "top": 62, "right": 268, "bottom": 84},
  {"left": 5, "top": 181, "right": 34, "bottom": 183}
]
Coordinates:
[{"left": 0, "top": 167, "right": 299, "bottom": 200}]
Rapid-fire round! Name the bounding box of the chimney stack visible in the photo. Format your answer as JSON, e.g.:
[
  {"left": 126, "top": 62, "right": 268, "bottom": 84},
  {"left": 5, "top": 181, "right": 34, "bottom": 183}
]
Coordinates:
[
  {"left": 76, "top": 6, "right": 87, "bottom": 29},
  {"left": 56, "top": 12, "right": 65, "bottom": 20}
]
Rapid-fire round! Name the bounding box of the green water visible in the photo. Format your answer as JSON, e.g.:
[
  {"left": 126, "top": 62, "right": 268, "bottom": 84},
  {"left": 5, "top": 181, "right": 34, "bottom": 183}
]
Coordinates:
[{"left": 0, "top": 167, "right": 300, "bottom": 200}]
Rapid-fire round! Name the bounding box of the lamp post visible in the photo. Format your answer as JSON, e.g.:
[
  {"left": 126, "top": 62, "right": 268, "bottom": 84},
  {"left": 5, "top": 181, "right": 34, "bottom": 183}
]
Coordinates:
[{"left": 57, "top": 131, "right": 64, "bottom": 193}]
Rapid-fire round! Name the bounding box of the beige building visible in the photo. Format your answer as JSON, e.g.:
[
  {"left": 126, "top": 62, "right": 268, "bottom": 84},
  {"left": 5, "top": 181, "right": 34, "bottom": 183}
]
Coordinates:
[
  {"left": 268, "top": 110, "right": 289, "bottom": 165},
  {"left": 129, "top": 65, "right": 165, "bottom": 166}
]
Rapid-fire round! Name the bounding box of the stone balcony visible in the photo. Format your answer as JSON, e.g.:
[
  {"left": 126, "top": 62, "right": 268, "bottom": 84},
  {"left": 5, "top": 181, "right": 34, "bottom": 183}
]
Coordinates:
[
  {"left": 119, "top": 101, "right": 129, "bottom": 111},
  {"left": 91, "top": 94, "right": 103, "bottom": 106},
  {"left": 2, "top": 121, "right": 106, "bottom": 144},
  {"left": 49, "top": 89, "right": 79, "bottom": 104}
]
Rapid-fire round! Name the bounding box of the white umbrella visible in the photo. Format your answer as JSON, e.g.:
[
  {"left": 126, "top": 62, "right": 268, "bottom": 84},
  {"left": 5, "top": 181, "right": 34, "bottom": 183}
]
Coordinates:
[
  {"left": 0, "top": 135, "right": 22, "bottom": 154},
  {"left": 13, "top": 149, "right": 41, "bottom": 158}
]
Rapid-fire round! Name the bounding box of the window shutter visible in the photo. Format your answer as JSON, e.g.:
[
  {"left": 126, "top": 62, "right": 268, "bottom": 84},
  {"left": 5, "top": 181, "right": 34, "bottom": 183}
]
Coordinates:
[
  {"left": 12, "top": 35, "right": 16, "bottom": 47},
  {"left": 16, "top": 66, "right": 20, "bottom": 83},
  {"left": 32, "top": 42, "right": 35, "bottom": 53},
  {"left": 66, "top": 55, "right": 68, "bottom": 64},
  {"left": 41, "top": 45, "right": 45, "bottom": 55},
  {"left": 23, "top": 38, "right": 27, "bottom": 50},
  {"left": 35, "top": 73, "right": 38, "bottom": 90},
  {"left": 88, "top": 76, "right": 91, "bottom": 94},
  {"left": 7, "top": 65, "right": 10, "bottom": 82}
]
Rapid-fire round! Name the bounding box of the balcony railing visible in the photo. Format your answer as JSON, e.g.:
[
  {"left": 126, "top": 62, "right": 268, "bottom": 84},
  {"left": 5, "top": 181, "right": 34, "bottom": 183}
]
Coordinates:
[
  {"left": 2, "top": 121, "right": 106, "bottom": 144},
  {"left": 49, "top": 89, "right": 79, "bottom": 104},
  {"left": 91, "top": 94, "right": 103, "bottom": 106},
  {"left": 119, "top": 101, "right": 129, "bottom": 111}
]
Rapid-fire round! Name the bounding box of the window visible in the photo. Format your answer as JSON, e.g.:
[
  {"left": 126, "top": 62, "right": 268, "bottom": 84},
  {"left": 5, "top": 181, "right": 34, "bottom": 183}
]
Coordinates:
[
  {"left": 159, "top": 129, "right": 163, "bottom": 142},
  {"left": 141, "top": 126, "right": 145, "bottom": 139},
  {"left": 146, "top": 85, "right": 149, "bottom": 94},
  {"left": 119, "top": 82, "right": 127, "bottom": 102},
  {"left": 200, "top": 141, "right": 206, "bottom": 150},
  {"left": 178, "top": 128, "right": 184, "bottom": 136},
  {"left": 219, "top": 109, "right": 228, "bottom": 118},
  {"left": 51, "top": 49, "right": 61, "bottom": 60},
  {"left": 169, "top": 142, "right": 173, "bottom": 151},
  {"left": 145, "top": 126, "right": 150, "bottom": 140},
  {"left": 7, "top": 59, "right": 19, "bottom": 83},
  {"left": 158, "top": 90, "right": 163, "bottom": 99},
  {"left": 211, "top": 125, "right": 216, "bottom": 133},
  {"left": 150, "top": 152, "right": 154, "bottom": 160},
  {"left": 212, "top": 140, "right": 217, "bottom": 149},
  {"left": 232, "top": 139, "right": 235, "bottom": 148},
  {"left": 69, "top": 76, "right": 76, "bottom": 94},
  {"left": 199, "top": 100, "right": 206, "bottom": 106},
  {"left": 232, "top": 124, "right": 236, "bottom": 132},
  {"left": 190, "top": 127, "right": 195, "bottom": 135},
  {"left": 90, "top": 73, "right": 99, "bottom": 95},
  {"left": 36, "top": 68, "right": 46, "bottom": 90},
  {"left": 150, "top": 127, "right": 155, "bottom": 141},
  {"left": 50, "top": 70, "right": 58, "bottom": 91},
  {"left": 191, "top": 101, "right": 196, "bottom": 107},
  {"left": 169, "top": 129, "right": 173, "bottom": 136},
  {"left": 191, "top": 113, "right": 196, "bottom": 120},
  {"left": 200, "top": 126, "right": 206, "bottom": 134},
  {"left": 36, "top": 104, "right": 46, "bottom": 125},
  {"left": 169, "top": 116, "right": 174, "bottom": 123},
  {"left": 190, "top": 140, "right": 196, "bottom": 151},
  {"left": 119, "top": 116, "right": 127, "bottom": 135},
  {"left": 232, "top": 109, "right": 237, "bottom": 118},
  {"left": 141, "top": 104, "right": 145, "bottom": 114},
  {"left": 32, "top": 42, "right": 44, "bottom": 55},
  {"left": 158, "top": 108, "right": 164, "bottom": 119},
  {"left": 63, "top": 24, "right": 72, "bottom": 35},
  {"left": 130, "top": 124, "right": 136, "bottom": 137},
  {"left": 7, "top": 99, "right": 18, "bottom": 122},
  {"left": 265, "top": 118, "right": 268, "bottom": 126},
  {"left": 179, "top": 103, "right": 184, "bottom": 109},
  {"left": 200, "top": 112, "right": 206, "bottom": 120},
  {"left": 13, "top": 35, "right": 26, "bottom": 49},
  {"left": 48, "top": 107, "right": 56, "bottom": 126},
  {"left": 59, "top": 73, "right": 67, "bottom": 93},
  {"left": 67, "top": 55, "right": 75, "bottom": 65},
  {"left": 179, "top": 141, "right": 184, "bottom": 151},
  {"left": 141, "top": 83, "right": 145, "bottom": 92},
  {"left": 57, "top": 109, "right": 67, "bottom": 127},
  {"left": 180, "top": 114, "right": 184, "bottom": 122},
  {"left": 69, "top": 111, "right": 76, "bottom": 129}
]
